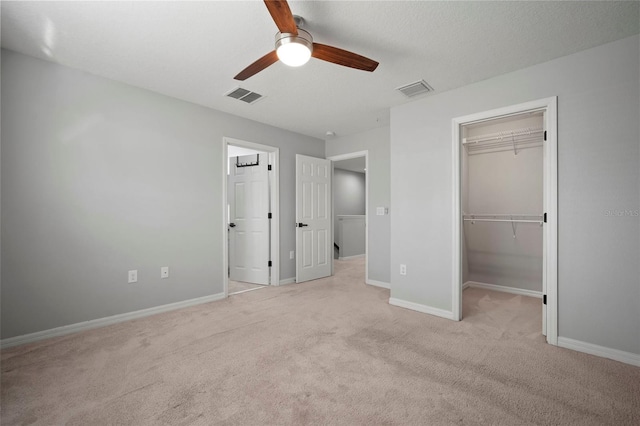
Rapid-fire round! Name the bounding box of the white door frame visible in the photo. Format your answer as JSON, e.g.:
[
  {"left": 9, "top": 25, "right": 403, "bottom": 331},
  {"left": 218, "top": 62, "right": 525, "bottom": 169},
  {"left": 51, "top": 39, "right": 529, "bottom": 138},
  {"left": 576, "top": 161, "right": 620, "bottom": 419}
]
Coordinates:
[
  {"left": 451, "top": 97, "right": 558, "bottom": 345},
  {"left": 223, "top": 137, "right": 280, "bottom": 297},
  {"left": 327, "top": 150, "right": 369, "bottom": 284}
]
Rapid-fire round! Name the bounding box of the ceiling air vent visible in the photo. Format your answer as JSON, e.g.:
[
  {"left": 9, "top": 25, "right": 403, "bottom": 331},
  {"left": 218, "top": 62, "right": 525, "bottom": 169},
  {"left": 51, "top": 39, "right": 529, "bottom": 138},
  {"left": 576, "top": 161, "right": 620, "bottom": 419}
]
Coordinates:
[
  {"left": 225, "top": 87, "right": 264, "bottom": 104},
  {"left": 396, "top": 80, "right": 433, "bottom": 98}
]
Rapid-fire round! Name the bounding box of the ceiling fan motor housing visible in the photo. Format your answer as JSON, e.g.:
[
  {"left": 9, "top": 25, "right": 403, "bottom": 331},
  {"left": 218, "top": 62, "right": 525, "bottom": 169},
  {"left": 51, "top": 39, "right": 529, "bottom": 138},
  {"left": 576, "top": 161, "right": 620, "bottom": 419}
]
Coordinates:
[{"left": 275, "top": 28, "right": 313, "bottom": 53}]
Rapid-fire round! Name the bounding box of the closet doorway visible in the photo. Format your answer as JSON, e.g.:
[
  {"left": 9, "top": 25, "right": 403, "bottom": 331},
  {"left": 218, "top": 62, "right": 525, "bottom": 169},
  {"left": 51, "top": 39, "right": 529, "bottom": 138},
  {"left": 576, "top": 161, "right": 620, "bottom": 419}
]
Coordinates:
[{"left": 452, "top": 97, "right": 558, "bottom": 345}]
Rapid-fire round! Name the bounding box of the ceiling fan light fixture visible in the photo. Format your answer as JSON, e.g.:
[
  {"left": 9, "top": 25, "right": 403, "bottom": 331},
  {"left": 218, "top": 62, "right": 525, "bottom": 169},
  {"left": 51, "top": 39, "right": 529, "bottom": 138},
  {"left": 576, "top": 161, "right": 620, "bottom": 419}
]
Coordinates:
[
  {"left": 234, "top": 2, "right": 378, "bottom": 80},
  {"left": 275, "top": 29, "right": 313, "bottom": 67}
]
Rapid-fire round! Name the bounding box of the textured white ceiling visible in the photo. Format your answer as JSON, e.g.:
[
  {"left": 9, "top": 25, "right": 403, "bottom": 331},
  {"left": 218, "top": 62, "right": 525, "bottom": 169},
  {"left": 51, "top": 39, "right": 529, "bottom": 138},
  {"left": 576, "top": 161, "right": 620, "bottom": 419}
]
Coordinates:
[{"left": 2, "top": 1, "right": 638, "bottom": 139}]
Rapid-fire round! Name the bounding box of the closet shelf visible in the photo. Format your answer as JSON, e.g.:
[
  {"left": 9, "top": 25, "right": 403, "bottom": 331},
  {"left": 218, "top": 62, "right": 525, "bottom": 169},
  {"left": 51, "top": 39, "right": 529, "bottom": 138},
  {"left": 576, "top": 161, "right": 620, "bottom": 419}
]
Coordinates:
[
  {"left": 463, "top": 213, "right": 543, "bottom": 223},
  {"left": 463, "top": 127, "right": 543, "bottom": 155},
  {"left": 463, "top": 214, "right": 543, "bottom": 238},
  {"left": 463, "top": 218, "right": 541, "bottom": 223}
]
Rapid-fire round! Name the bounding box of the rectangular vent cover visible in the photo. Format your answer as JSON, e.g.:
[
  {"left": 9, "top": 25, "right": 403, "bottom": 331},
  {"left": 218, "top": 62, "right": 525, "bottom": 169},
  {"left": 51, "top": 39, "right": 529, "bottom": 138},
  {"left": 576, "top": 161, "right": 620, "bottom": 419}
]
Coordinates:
[
  {"left": 225, "top": 87, "right": 264, "bottom": 104},
  {"left": 396, "top": 80, "right": 433, "bottom": 98}
]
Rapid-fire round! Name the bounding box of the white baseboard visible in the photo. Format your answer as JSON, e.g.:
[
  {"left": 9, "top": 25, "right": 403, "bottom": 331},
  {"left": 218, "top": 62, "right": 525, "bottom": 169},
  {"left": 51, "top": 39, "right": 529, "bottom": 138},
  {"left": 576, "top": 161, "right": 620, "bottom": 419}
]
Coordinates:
[
  {"left": 366, "top": 279, "right": 390, "bottom": 289},
  {"left": 0, "top": 292, "right": 226, "bottom": 349},
  {"left": 338, "top": 254, "right": 365, "bottom": 261},
  {"left": 389, "top": 297, "right": 455, "bottom": 320},
  {"left": 279, "top": 277, "right": 296, "bottom": 285},
  {"left": 557, "top": 337, "right": 640, "bottom": 367},
  {"left": 464, "top": 281, "right": 542, "bottom": 299},
  {"left": 229, "top": 287, "right": 265, "bottom": 295}
]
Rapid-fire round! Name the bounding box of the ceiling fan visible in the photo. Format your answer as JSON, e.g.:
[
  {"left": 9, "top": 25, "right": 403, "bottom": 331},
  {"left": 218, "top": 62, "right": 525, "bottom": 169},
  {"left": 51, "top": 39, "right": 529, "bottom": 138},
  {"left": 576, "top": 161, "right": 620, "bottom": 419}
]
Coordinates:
[{"left": 234, "top": 0, "right": 379, "bottom": 80}]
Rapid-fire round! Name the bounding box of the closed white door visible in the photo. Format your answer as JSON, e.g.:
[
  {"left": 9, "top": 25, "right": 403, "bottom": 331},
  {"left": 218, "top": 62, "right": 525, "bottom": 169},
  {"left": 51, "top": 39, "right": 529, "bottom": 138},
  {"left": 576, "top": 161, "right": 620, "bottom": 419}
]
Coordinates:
[
  {"left": 229, "top": 154, "right": 269, "bottom": 285},
  {"left": 296, "top": 154, "right": 332, "bottom": 283}
]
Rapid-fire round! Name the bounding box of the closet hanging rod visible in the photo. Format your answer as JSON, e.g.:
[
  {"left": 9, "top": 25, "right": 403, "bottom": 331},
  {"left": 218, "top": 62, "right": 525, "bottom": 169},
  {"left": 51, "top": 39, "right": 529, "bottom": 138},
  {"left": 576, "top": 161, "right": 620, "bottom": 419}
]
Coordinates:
[
  {"left": 463, "top": 132, "right": 543, "bottom": 145},
  {"left": 463, "top": 213, "right": 543, "bottom": 218},
  {"left": 464, "top": 136, "right": 542, "bottom": 148},
  {"left": 462, "top": 127, "right": 543, "bottom": 145},
  {"left": 463, "top": 218, "right": 542, "bottom": 224}
]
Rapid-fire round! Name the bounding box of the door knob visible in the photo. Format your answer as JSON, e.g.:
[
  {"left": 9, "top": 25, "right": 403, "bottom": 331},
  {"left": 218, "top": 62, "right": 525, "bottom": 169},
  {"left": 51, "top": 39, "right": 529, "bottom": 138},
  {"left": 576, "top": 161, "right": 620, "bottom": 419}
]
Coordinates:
[
  {"left": 229, "top": 223, "right": 236, "bottom": 228},
  {"left": 298, "top": 223, "right": 308, "bottom": 227}
]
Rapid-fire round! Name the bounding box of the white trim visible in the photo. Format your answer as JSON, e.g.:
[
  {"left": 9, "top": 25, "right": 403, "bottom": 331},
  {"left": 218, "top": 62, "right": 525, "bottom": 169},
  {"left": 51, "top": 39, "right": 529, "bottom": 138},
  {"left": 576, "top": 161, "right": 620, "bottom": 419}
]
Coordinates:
[
  {"left": 463, "top": 281, "right": 542, "bottom": 298},
  {"left": 327, "top": 150, "right": 369, "bottom": 284},
  {"left": 544, "top": 98, "right": 558, "bottom": 345},
  {"left": 557, "top": 337, "right": 640, "bottom": 367},
  {"left": 389, "top": 298, "right": 455, "bottom": 320},
  {"left": 452, "top": 97, "right": 558, "bottom": 345},
  {"left": 279, "top": 277, "right": 296, "bottom": 285},
  {"left": 452, "top": 118, "right": 462, "bottom": 321},
  {"left": 338, "top": 254, "right": 365, "bottom": 261},
  {"left": 229, "top": 287, "right": 266, "bottom": 295},
  {"left": 223, "top": 137, "right": 280, "bottom": 295},
  {"left": 366, "top": 279, "right": 390, "bottom": 289},
  {"left": 0, "top": 292, "right": 225, "bottom": 349}
]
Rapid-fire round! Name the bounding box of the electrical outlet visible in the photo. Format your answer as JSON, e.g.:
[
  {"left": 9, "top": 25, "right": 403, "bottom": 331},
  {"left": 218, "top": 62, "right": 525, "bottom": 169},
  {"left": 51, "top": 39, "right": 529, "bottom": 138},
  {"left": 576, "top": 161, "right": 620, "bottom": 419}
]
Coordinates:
[
  {"left": 377, "top": 207, "right": 385, "bottom": 216},
  {"left": 290, "top": 250, "right": 295, "bottom": 259},
  {"left": 400, "top": 264, "right": 407, "bottom": 276},
  {"left": 161, "top": 266, "right": 169, "bottom": 279},
  {"left": 128, "top": 270, "right": 138, "bottom": 283}
]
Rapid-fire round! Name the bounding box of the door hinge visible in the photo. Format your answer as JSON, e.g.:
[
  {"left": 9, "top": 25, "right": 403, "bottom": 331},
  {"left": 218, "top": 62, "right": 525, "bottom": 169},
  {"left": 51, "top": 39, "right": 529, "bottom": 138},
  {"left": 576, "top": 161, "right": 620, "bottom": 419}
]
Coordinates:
[
  {"left": 544, "top": 212, "right": 547, "bottom": 223},
  {"left": 268, "top": 213, "right": 272, "bottom": 219},
  {"left": 268, "top": 260, "right": 272, "bottom": 267},
  {"left": 544, "top": 130, "right": 547, "bottom": 141},
  {"left": 543, "top": 294, "right": 547, "bottom": 305},
  {"left": 268, "top": 165, "right": 272, "bottom": 171}
]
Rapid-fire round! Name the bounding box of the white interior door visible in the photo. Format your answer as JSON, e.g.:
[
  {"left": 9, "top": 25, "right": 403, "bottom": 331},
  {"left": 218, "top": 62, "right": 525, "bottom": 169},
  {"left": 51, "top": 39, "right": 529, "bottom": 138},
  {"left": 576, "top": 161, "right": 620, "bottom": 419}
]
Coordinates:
[
  {"left": 296, "top": 154, "right": 331, "bottom": 283},
  {"left": 229, "top": 154, "right": 269, "bottom": 285}
]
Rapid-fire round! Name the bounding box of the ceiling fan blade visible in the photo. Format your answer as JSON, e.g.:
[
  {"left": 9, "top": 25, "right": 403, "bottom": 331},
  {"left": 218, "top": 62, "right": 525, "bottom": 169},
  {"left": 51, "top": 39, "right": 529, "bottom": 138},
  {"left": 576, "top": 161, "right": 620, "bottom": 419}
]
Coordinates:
[
  {"left": 311, "top": 43, "right": 379, "bottom": 72},
  {"left": 234, "top": 50, "right": 279, "bottom": 81},
  {"left": 264, "top": 0, "right": 298, "bottom": 35}
]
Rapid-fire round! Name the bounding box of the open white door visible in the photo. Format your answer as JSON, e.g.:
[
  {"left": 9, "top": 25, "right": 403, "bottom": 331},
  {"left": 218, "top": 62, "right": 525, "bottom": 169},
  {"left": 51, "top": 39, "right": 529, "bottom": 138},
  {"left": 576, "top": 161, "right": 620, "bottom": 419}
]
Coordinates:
[
  {"left": 296, "top": 154, "right": 332, "bottom": 283},
  {"left": 228, "top": 154, "right": 269, "bottom": 285}
]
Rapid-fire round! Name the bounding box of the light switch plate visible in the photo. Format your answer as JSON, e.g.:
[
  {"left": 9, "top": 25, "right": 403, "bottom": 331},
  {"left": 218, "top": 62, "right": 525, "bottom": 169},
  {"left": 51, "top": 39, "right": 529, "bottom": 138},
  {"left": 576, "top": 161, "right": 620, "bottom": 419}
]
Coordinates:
[
  {"left": 377, "top": 207, "right": 385, "bottom": 216},
  {"left": 161, "top": 266, "right": 169, "bottom": 279}
]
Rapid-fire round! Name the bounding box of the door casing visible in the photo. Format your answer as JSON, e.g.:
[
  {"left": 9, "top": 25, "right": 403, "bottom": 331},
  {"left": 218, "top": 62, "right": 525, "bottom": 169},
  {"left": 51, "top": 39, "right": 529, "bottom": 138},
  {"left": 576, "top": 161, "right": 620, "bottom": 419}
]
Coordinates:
[
  {"left": 223, "top": 137, "right": 279, "bottom": 297},
  {"left": 452, "top": 97, "right": 558, "bottom": 345}
]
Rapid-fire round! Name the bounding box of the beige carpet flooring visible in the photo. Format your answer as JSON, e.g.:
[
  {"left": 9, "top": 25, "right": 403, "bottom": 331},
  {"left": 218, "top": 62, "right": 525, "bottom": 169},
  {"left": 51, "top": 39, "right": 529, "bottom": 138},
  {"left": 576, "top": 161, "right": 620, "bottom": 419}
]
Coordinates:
[{"left": 2, "top": 258, "right": 639, "bottom": 425}]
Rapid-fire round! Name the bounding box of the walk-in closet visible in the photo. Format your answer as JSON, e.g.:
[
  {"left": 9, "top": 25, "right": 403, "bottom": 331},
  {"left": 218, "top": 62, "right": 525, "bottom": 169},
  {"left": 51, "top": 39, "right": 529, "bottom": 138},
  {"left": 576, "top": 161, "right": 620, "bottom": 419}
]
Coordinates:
[{"left": 460, "top": 111, "right": 544, "bottom": 322}]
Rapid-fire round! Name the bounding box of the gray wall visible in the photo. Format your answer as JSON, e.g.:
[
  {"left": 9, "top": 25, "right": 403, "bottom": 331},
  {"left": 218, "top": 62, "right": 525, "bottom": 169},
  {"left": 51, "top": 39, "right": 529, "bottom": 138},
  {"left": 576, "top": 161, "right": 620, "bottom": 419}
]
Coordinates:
[
  {"left": 390, "top": 35, "right": 639, "bottom": 355},
  {"left": 337, "top": 216, "right": 366, "bottom": 258},
  {"left": 1, "top": 49, "right": 324, "bottom": 339},
  {"left": 326, "top": 127, "right": 391, "bottom": 284},
  {"left": 333, "top": 168, "right": 365, "bottom": 244},
  {"left": 464, "top": 115, "right": 543, "bottom": 291}
]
